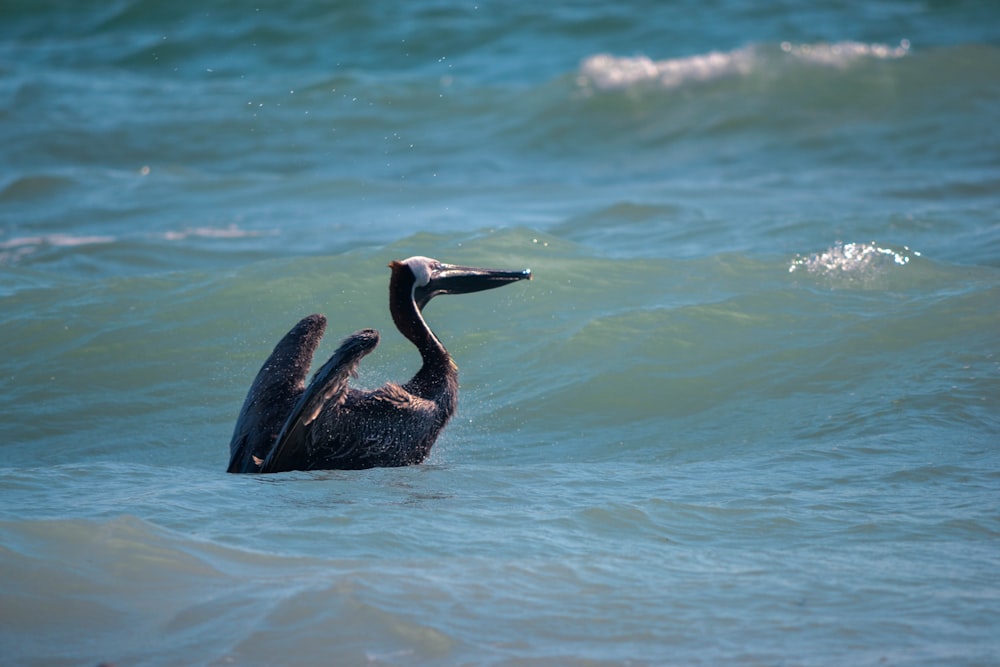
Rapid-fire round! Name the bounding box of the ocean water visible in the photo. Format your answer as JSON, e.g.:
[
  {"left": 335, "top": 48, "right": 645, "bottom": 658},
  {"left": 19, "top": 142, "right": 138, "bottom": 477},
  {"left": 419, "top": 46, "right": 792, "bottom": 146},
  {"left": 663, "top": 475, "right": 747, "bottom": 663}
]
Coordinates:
[{"left": 2, "top": 1, "right": 999, "bottom": 665}]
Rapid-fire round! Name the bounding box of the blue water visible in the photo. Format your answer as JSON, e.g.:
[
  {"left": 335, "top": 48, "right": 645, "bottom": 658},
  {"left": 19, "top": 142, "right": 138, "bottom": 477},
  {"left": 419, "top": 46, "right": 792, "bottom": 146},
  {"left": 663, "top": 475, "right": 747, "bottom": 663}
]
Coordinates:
[{"left": 2, "top": 2, "right": 999, "bottom": 665}]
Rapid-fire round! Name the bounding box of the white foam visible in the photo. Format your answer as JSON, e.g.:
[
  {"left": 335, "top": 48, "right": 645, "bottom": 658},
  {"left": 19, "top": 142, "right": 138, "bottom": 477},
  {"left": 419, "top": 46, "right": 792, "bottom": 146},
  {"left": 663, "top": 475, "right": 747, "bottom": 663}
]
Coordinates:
[
  {"left": 160, "top": 224, "right": 267, "bottom": 241},
  {"left": 0, "top": 234, "right": 117, "bottom": 266},
  {"left": 780, "top": 39, "right": 910, "bottom": 66},
  {"left": 579, "top": 48, "right": 754, "bottom": 91},
  {"left": 578, "top": 40, "right": 912, "bottom": 91},
  {"left": 0, "top": 234, "right": 116, "bottom": 250}
]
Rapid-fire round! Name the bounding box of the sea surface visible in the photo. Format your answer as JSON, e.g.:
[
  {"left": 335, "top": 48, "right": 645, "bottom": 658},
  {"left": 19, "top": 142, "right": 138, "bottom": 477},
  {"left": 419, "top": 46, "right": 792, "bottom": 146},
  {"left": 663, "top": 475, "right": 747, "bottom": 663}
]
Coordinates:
[{"left": 2, "top": 1, "right": 999, "bottom": 665}]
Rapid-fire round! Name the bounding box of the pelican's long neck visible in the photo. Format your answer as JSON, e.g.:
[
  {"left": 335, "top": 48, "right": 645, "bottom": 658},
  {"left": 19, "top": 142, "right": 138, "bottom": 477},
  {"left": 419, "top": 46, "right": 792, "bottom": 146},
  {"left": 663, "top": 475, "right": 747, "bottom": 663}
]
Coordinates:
[{"left": 389, "top": 269, "right": 455, "bottom": 395}]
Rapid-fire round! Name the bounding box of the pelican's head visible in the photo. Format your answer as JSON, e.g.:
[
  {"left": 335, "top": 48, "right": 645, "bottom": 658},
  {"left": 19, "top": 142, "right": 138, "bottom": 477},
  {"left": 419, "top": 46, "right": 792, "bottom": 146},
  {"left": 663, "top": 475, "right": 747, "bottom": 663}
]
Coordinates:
[{"left": 390, "top": 256, "right": 532, "bottom": 310}]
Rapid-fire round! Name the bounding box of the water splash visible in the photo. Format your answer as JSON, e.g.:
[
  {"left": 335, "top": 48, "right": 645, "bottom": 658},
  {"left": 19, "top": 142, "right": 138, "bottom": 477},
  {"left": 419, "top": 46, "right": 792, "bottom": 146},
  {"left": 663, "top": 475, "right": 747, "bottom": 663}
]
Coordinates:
[{"left": 788, "top": 241, "right": 921, "bottom": 286}]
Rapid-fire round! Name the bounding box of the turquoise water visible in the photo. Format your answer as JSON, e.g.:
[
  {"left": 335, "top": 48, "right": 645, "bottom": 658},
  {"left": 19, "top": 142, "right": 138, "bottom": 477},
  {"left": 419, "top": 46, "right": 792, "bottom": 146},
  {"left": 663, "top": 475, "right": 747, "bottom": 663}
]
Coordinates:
[{"left": 2, "top": 2, "right": 999, "bottom": 665}]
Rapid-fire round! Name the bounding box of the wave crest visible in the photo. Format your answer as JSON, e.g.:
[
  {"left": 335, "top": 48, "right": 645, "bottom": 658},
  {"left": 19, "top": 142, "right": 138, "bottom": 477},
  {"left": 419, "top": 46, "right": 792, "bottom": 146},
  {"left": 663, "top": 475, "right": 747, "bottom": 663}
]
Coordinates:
[
  {"left": 779, "top": 39, "right": 910, "bottom": 65},
  {"left": 578, "top": 40, "right": 912, "bottom": 92}
]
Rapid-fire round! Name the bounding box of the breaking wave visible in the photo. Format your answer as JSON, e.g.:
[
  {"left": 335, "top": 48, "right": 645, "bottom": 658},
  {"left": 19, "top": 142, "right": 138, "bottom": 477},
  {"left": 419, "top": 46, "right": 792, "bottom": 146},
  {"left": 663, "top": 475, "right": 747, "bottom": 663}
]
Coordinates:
[{"left": 577, "top": 40, "right": 912, "bottom": 92}]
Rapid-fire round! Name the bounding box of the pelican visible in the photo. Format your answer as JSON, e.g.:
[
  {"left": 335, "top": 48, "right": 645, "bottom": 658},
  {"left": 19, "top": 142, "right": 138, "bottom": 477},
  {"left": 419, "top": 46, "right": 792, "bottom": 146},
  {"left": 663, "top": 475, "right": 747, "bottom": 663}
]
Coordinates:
[{"left": 227, "top": 256, "right": 532, "bottom": 473}]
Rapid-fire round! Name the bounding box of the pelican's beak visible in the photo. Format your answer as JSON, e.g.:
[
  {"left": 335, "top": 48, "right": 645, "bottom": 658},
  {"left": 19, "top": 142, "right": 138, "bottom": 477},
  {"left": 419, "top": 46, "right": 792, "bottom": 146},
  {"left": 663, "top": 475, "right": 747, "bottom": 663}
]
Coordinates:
[{"left": 416, "top": 263, "right": 532, "bottom": 308}]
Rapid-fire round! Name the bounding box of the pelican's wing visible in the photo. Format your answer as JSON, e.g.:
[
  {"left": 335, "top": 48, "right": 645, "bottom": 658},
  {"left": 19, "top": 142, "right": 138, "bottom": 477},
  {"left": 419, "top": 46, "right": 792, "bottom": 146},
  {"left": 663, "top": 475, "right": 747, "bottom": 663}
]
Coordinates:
[
  {"left": 259, "top": 328, "right": 380, "bottom": 474},
  {"left": 227, "top": 314, "right": 327, "bottom": 473}
]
